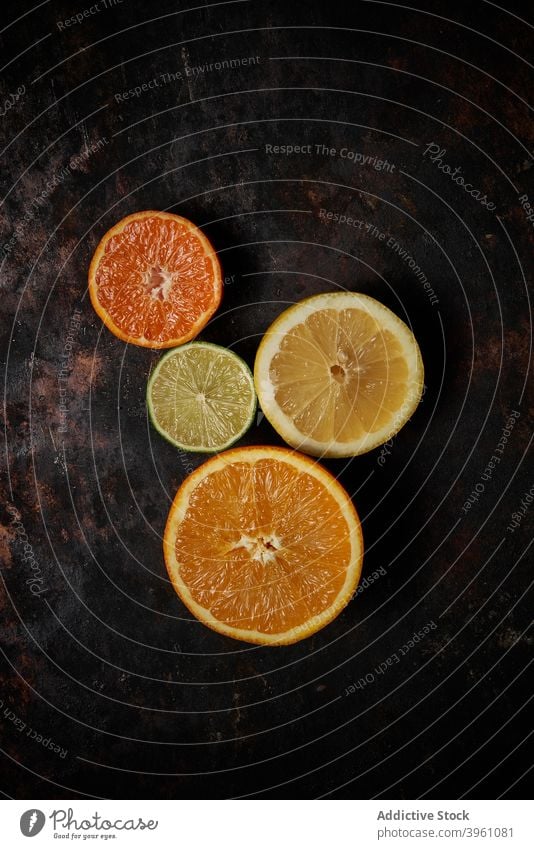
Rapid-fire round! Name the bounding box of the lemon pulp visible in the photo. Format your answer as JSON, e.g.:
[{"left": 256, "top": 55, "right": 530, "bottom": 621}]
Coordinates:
[{"left": 148, "top": 342, "right": 256, "bottom": 452}]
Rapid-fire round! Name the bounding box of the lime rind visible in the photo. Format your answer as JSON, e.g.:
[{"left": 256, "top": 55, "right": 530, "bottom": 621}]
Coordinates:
[{"left": 147, "top": 341, "right": 257, "bottom": 453}]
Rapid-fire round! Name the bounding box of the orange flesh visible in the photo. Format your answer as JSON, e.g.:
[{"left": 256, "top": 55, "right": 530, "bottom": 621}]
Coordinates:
[
  {"left": 93, "top": 215, "right": 220, "bottom": 345},
  {"left": 173, "top": 459, "right": 352, "bottom": 634},
  {"left": 269, "top": 308, "right": 409, "bottom": 442}
]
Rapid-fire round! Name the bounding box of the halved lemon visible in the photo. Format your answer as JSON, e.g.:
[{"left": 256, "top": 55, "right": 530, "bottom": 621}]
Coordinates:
[
  {"left": 163, "top": 446, "right": 363, "bottom": 645},
  {"left": 147, "top": 342, "right": 256, "bottom": 452},
  {"left": 254, "top": 292, "right": 424, "bottom": 458},
  {"left": 89, "top": 211, "right": 222, "bottom": 348}
]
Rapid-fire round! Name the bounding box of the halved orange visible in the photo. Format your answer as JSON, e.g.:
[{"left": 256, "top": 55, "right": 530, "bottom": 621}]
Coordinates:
[
  {"left": 163, "top": 446, "right": 363, "bottom": 645},
  {"left": 88, "top": 211, "right": 222, "bottom": 348}
]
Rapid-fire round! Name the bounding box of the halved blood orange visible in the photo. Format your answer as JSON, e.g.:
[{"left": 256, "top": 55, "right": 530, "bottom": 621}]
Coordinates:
[
  {"left": 88, "top": 211, "right": 222, "bottom": 348},
  {"left": 163, "top": 446, "right": 363, "bottom": 645}
]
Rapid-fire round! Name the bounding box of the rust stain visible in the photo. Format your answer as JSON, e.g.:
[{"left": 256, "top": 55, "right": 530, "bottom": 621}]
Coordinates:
[{"left": 66, "top": 350, "right": 103, "bottom": 391}]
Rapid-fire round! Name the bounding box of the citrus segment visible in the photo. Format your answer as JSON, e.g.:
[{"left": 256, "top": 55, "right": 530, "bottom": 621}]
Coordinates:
[
  {"left": 163, "top": 446, "right": 363, "bottom": 644},
  {"left": 89, "top": 211, "right": 222, "bottom": 348},
  {"left": 147, "top": 342, "right": 256, "bottom": 453},
  {"left": 254, "top": 292, "right": 424, "bottom": 457}
]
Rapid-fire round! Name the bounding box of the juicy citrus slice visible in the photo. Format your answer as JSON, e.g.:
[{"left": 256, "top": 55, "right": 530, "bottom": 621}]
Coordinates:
[
  {"left": 254, "top": 292, "right": 424, "bottom": 458},
  {"left": 163, "top": 446, "right": 363, "bottom": 645},
  {"left": 89, "top": 210, "right": 222, "bottom": 348},
  {"left": 147, "top": 342, "right": 256, "bottom": 453}
]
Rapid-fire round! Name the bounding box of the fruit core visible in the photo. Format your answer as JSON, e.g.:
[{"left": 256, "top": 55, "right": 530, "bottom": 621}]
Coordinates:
[{"left": 330, "top": 363, "right": 345, "bottom": 382}]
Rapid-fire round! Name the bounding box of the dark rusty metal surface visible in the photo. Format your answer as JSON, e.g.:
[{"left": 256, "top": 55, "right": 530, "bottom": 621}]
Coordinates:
[{"left": 0, "top": 0, "right": 532, "bottom": 799}]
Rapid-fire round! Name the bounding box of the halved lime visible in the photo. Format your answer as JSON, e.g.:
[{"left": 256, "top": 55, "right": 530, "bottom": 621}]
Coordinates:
[{"left": 147, "top": 342, "right": 256, "bottom": 452}]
